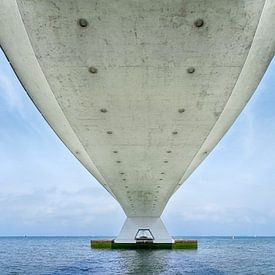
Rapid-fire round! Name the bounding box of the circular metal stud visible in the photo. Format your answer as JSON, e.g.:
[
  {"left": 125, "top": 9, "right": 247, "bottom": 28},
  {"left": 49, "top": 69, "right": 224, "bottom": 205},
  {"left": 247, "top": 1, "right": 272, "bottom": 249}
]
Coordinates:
[
  {"left": 187, "top": 67, "right": 195, "bottom": 74},
  {"left": 194, "top": 18, "right": 204, "bottom": 28},
  {"left": 78, "top": 18, "right": 88, "bottom": 27},
  {"left": 89, "top": 67, "right": 98, "bottom": 74}
]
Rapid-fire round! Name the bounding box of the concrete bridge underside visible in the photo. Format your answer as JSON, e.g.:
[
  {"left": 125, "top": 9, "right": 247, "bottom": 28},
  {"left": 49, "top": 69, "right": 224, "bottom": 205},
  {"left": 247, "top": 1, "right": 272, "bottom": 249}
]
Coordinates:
[{"left": 0, "top": 0, "right": 274, "bottom": 243}]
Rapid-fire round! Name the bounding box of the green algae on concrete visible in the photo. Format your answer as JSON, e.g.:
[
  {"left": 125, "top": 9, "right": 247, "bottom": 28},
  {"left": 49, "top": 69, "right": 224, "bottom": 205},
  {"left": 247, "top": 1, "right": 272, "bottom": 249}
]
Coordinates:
[
  {"left": 172, "top": 240, "right": 198, "bottom": 249},
  {"left": 91, "top": 240, "right": 197, "bottom": 249},
  {"left": 91, "top": 240, "right": 112, "bottom": 249}
]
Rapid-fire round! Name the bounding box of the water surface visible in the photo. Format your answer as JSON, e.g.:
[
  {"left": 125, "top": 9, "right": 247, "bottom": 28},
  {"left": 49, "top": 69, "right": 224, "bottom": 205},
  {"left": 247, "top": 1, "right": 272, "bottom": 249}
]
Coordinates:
[{"left": 0, "top": 236, "right": 274, "bottom": 274}]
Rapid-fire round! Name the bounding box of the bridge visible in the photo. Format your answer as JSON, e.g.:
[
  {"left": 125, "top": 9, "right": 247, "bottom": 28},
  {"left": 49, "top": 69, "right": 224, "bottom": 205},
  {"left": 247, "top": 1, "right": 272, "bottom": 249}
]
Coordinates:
[{"left": 0, "top": 0, "right": 274, "bottom": 244}]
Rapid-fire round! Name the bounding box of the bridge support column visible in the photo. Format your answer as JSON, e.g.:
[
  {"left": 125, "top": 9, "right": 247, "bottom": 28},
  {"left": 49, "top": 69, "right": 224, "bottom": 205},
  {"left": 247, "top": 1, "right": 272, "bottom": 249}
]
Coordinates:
[{"left": 115, "top": 217, "right": 174, "bottom": 243}]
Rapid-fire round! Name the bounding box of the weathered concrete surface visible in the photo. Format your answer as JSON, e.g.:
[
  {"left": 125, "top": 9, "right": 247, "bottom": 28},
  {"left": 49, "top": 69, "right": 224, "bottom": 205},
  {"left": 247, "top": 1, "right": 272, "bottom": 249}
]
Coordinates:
[{"left": 0, "top": 0, "right": 274, "bottom": 242}]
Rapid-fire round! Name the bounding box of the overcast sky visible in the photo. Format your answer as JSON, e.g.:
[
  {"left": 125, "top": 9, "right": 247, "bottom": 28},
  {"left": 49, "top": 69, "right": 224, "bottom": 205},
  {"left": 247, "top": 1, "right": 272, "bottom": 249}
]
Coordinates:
[{"left": 0, "top": 49, "right": 274, "bottom": 236}]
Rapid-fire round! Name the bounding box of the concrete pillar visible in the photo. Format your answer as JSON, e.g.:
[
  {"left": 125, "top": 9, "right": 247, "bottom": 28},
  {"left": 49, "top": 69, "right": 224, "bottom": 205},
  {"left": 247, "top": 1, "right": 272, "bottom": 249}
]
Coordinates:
[{"left": 115, "top": 217, "right": 174, "bottom": 243}]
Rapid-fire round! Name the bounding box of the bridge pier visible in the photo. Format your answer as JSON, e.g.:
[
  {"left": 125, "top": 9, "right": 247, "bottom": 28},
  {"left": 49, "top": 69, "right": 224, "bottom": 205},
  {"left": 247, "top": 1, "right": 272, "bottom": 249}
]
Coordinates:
[{"left": 91, "top": 217, "right": 198, "bottom": 249}]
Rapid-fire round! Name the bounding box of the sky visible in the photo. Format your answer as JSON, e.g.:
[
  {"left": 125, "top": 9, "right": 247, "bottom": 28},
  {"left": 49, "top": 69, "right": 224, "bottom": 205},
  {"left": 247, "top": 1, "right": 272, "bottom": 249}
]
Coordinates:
[{"left": 0, "top": 49, "right": 274, "bottom": 237}]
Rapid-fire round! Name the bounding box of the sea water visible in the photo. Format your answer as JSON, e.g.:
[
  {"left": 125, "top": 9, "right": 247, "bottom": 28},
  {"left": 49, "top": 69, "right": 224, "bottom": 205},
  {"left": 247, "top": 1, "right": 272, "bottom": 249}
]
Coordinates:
[{"left": 0, "top": 236, "right": 275, "bottom": 274}]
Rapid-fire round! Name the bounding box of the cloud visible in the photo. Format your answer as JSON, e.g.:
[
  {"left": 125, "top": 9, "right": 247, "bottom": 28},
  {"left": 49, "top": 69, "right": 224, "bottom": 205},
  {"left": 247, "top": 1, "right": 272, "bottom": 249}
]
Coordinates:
[
  {"left": 0, "top": 180, "right": 124, "bottom": 235},
  {"left": 176, "top": 203, "right": 268, "bottom": 225},
  {"left": 0, "top": 67, "right": 24, "bottom": 113}
]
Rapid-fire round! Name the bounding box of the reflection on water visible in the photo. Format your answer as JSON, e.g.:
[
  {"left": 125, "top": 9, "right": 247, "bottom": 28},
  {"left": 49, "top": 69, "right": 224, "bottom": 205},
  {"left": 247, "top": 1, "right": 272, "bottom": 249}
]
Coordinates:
[
  {"left": 0, "top": 237, "right": 275, "bottom": 274},
  {"left": 116, "top": 250, "right": 169, "bottom": 274},
  {"left": 113, "top": 249, "right": 223, "bottom": 274}
]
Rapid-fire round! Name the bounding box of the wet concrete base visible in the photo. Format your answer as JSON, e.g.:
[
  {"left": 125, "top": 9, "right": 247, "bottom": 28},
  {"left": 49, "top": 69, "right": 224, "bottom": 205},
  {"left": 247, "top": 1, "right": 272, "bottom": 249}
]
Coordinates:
[{"left": 91, "top": 240, "right": 198, "bottom": 249}]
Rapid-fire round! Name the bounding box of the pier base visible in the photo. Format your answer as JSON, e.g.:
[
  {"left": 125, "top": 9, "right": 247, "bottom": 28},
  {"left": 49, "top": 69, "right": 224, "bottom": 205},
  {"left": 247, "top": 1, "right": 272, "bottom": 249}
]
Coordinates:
[{"left": 91, "top": 240, "right": 197, "bottom": 249}]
